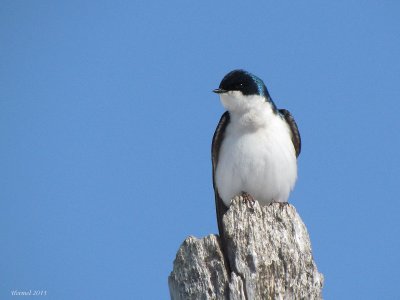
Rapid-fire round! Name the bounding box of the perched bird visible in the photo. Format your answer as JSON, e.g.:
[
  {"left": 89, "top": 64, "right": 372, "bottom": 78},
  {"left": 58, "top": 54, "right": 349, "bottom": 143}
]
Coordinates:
[{"left": 211, "top": 69, "right": 301, "bottom": 244}]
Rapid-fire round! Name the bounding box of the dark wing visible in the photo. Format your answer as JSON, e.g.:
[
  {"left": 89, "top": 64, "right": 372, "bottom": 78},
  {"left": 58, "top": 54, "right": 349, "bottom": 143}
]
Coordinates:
[
  {"left": 279, "top": 109, "right": 301, "bottom": 157},
  {"left": 211, "top": 111, "right": 230, "bottom": 243}
]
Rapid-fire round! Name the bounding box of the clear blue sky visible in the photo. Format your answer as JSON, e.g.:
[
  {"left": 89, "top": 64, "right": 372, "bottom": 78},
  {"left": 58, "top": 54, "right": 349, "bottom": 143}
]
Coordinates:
[{"left": 1, "top": 1, "right": 399, "bottom": 299}]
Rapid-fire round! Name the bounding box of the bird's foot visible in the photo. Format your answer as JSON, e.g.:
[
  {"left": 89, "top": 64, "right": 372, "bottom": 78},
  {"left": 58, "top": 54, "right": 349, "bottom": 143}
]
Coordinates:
[
  {"left": 240, "top": 191, "right": 255, "bottom": 207},
  {"left": 269, "top": 201, "right": 289, "bottom": 209}
]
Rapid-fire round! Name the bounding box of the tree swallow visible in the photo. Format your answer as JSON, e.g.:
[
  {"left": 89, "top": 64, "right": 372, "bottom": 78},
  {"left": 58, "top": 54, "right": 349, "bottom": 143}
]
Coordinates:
[{"left": 212, "top": 69, "right": 301, "bottom": 242}]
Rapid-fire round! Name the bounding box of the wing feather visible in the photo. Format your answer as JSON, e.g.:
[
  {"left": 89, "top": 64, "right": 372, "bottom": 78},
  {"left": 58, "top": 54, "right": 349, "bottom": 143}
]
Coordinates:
[
  {"left": 279, "top": 109, "right": 301, "bottom": 157},
  {"left": 211, "top": 111, "right": 230, "bottom": 255}
]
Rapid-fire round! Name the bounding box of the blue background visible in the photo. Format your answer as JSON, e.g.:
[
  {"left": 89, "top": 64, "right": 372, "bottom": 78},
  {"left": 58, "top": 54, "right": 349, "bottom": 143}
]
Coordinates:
[{"left": 1, "top": 1, "right": 399, "bottom": 299}]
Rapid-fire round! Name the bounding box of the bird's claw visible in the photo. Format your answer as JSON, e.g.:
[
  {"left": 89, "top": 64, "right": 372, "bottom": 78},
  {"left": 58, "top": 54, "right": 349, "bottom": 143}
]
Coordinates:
[
  {"left": 269, "top": 201, "right": 289, "bottom": 209},
  {"left": 240, "top": 191, "right": 255, "bottom": 207}
]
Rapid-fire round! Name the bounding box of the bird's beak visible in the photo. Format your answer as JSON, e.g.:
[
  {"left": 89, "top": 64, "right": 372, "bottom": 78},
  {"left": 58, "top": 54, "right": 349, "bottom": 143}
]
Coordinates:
[{"left": 213, "top": 88, "right": 227, "bottom": 94}]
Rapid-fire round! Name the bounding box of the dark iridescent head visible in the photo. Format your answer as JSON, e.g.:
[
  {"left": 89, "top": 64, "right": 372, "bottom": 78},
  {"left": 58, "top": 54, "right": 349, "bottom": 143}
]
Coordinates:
[{"left": 213, "top": 69, "right": 272, "bottom": 101}]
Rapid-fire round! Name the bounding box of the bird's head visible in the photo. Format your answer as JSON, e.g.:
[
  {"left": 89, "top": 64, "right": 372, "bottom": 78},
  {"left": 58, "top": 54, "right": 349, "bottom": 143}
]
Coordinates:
[{"left": 213, "top": 69, "right": 276, "bottom": 113}]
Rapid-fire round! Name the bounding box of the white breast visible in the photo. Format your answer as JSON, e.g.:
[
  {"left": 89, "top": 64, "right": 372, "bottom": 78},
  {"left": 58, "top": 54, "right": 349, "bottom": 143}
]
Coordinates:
[{"left": 215, "top": 97, "right": 297, "bottom": 207}]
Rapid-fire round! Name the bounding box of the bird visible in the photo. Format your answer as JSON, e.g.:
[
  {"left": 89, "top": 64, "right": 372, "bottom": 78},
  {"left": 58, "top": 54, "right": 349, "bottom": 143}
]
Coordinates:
[{"left": 211, "top": 69, "right": 301, "bottom": 247}]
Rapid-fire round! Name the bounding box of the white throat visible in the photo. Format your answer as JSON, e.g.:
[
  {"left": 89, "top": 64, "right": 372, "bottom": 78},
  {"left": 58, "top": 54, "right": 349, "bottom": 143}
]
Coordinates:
[{"left": 220, "top": 91, "right": 275, "bottom": 130}]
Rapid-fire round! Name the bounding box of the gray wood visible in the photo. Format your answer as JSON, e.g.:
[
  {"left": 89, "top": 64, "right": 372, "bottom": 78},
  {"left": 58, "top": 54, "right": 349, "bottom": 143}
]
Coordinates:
[{"left": 169, "top": 196, "right": 324, "bottom": 300}]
